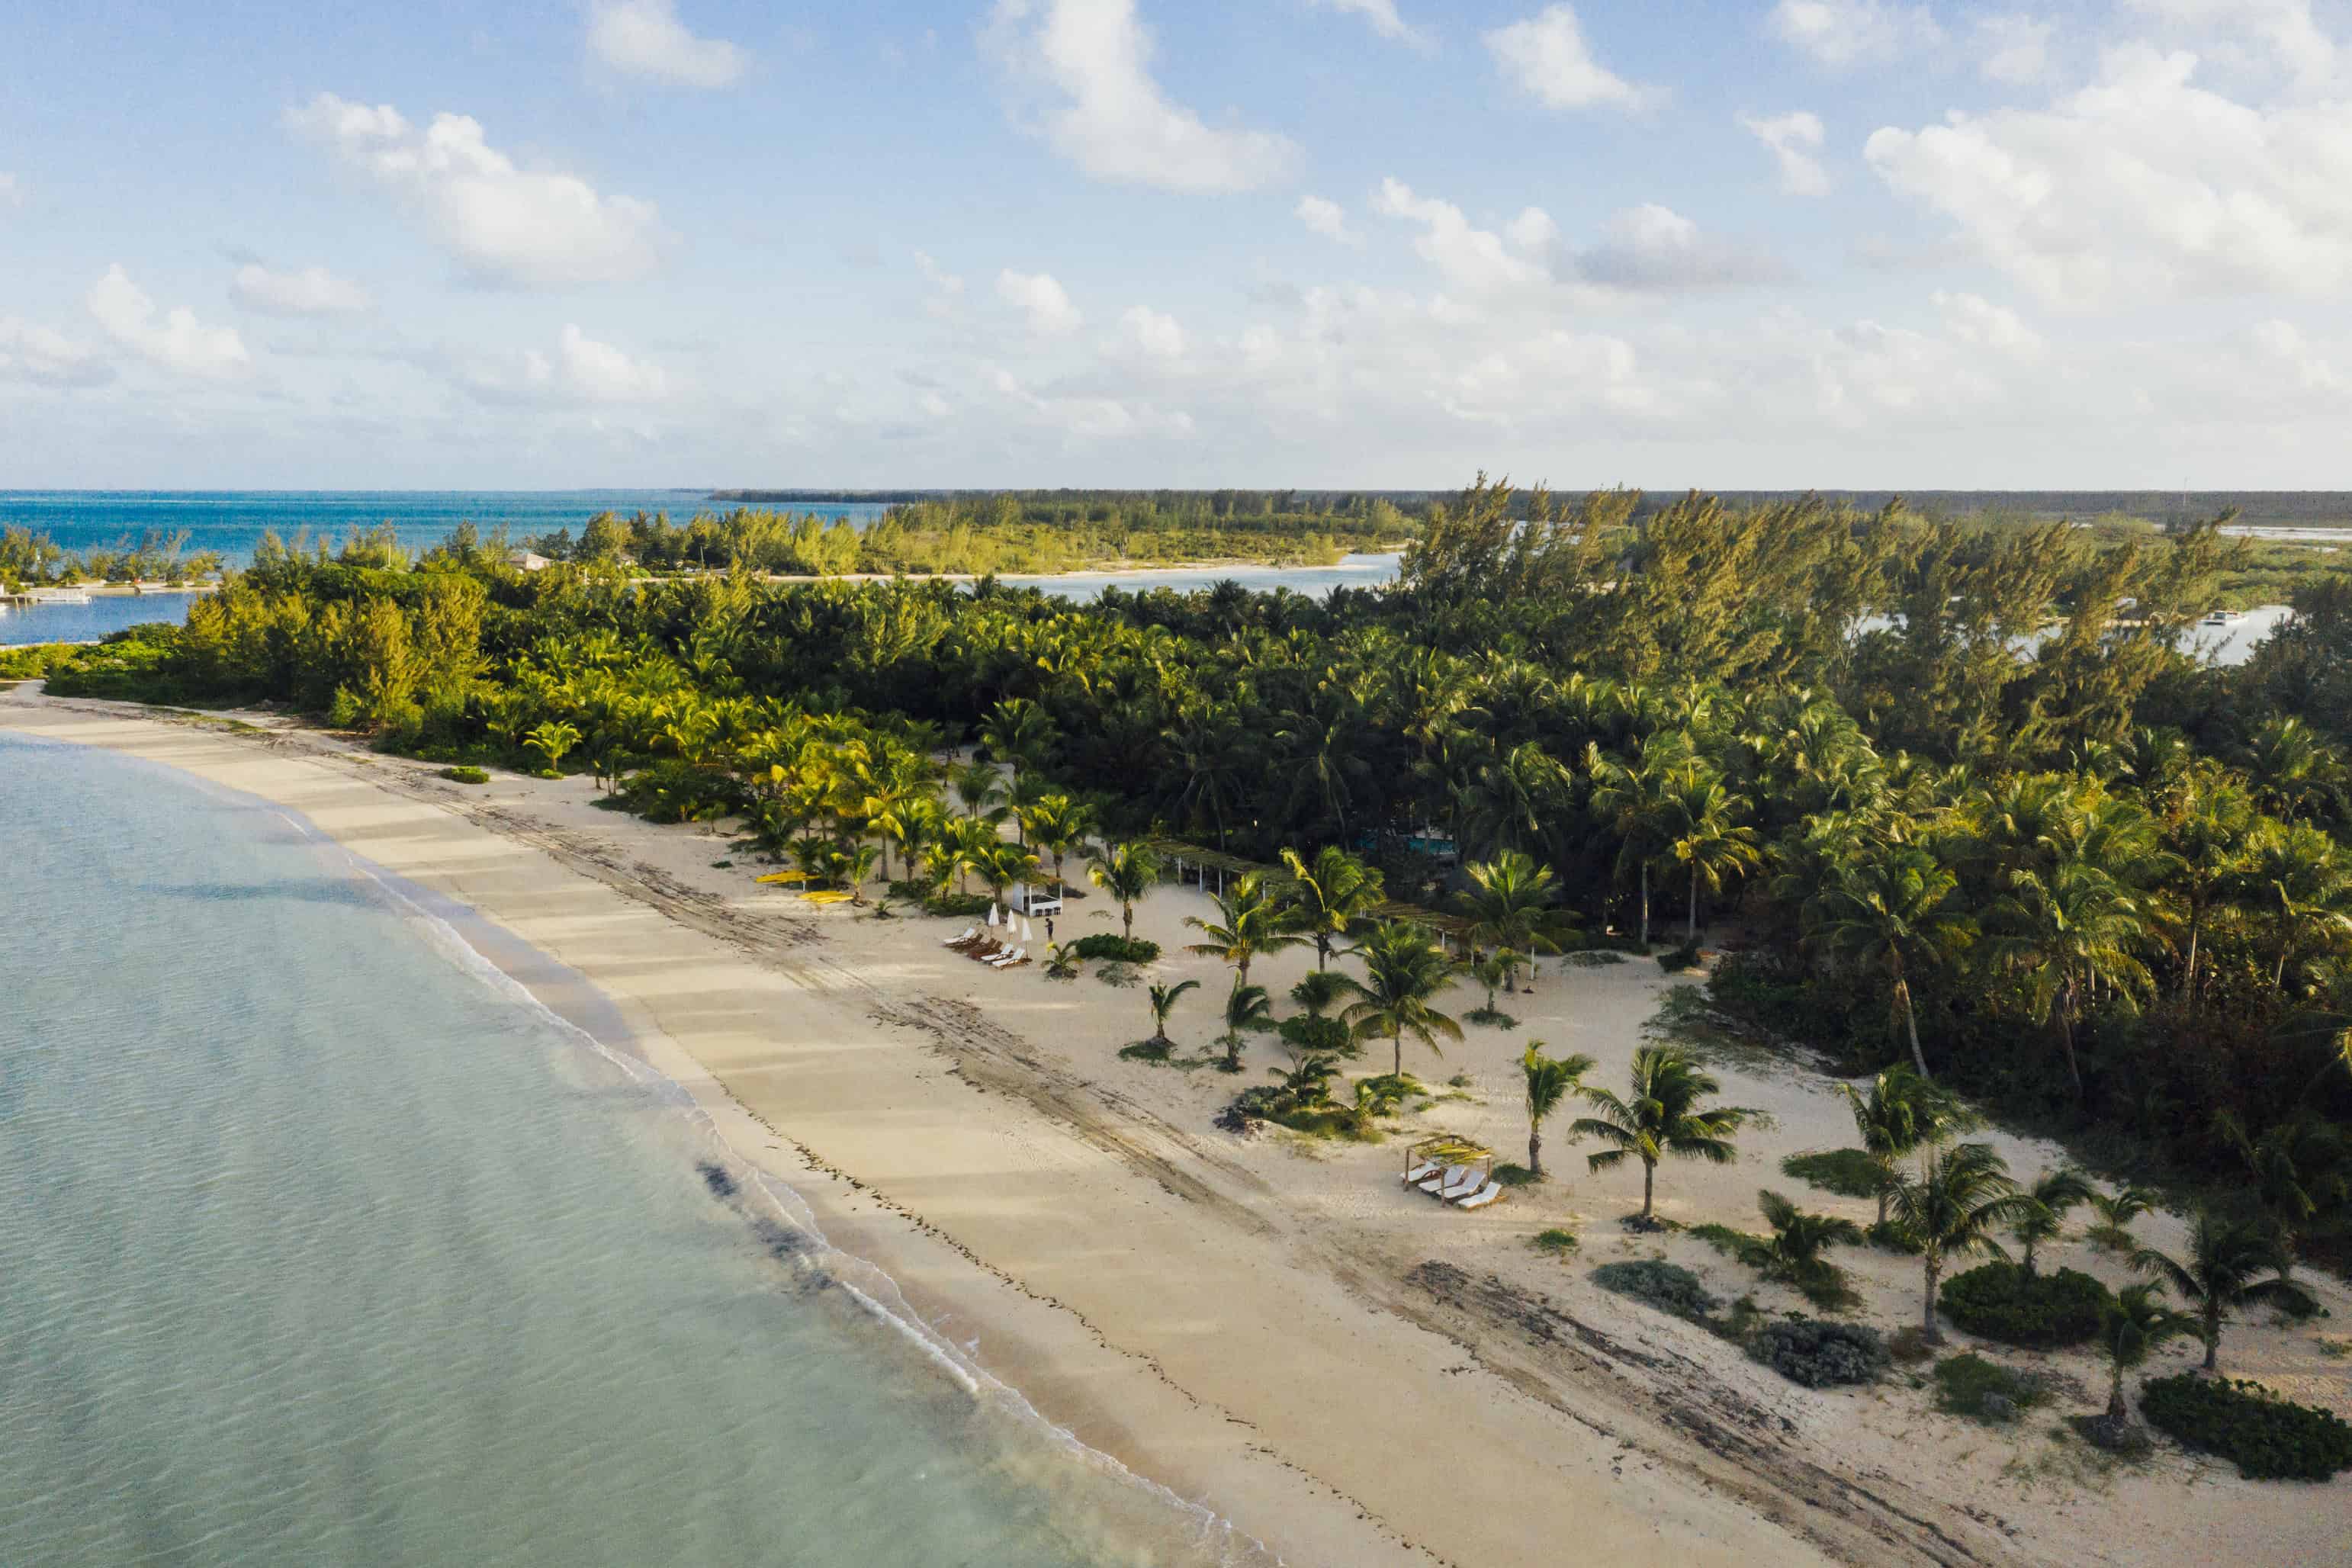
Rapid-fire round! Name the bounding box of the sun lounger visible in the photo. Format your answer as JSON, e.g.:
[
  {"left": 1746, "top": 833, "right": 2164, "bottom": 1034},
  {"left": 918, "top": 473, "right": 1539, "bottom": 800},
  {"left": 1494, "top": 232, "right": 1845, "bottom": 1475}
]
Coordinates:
[
  {"left": 942, "top": 925, "right": 980, "bottom": 948},
  {"left": 1454, "top": 1181, "right": 1503, "bottom": 1210},
  {"left": 1402, "top": 1159, "right": 1442, "bottom": 1187},
  {"left": 1418, "top": 1164, "right": 1466, "bottom": 1197},
  {"left": 1438, "top": 1168, "right": 1486, "bottom": 1202},
  {"left": 966, "top": 939, "right": 1004, "bottom": 961},
  {"left": 985, "top": 946, "right": 1026, "bottom": 969}
]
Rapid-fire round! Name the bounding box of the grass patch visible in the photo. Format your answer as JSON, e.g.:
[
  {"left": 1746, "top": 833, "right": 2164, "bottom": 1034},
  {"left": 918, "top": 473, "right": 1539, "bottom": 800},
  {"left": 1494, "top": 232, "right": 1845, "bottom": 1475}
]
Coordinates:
[
  {"left": 1464, "top": 1005, "right": 1520, "bottom": 1030},
  {"left": 1592, "top": 1259, "right": 1717, "bottom": 1320},
  {"left": 1563, "top": 949, "right": 1628, "bottom": 968},
  {"left": 709, "top": 858, "right": 734, "bottom": 869},
  {"left": 1492, "top": 1162, "right": 1540, "bottom": 1187},
  {"left": 1933, "top": 1354, "right": 2053, "bottom": 1425},
  {"left": 1688, "top": 1221, "right": 1758, "bottom": 1258},
  {"left": 1781, "top": 1148, "right": 1884, "bottom": 1200},
  {"left": 1531, "top": 1227, "right": 1580, "bottom": 1257},
  {"left": 440, "top": 765, "right": 491, "bottom": 785}
]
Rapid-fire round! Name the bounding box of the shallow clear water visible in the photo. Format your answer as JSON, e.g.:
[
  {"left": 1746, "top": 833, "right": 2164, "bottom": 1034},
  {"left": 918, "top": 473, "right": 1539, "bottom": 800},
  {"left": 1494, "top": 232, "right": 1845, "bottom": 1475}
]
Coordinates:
[
  {"left": 0, "top": 593, "right": 207, "bottom": 647},
  {"left": 0, "top": 735, "right": 1242, "bottom": 1566}
]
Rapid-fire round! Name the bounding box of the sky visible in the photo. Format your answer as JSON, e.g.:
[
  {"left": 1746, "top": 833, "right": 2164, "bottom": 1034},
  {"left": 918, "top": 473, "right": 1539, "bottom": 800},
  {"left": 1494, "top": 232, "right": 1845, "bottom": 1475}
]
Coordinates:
[{"left": 3, "top": 0, "right": 2351, "bottom": 490}]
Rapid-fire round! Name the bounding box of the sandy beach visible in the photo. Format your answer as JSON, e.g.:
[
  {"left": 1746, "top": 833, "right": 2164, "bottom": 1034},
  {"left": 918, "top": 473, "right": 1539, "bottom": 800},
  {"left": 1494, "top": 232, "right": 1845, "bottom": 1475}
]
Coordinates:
[{"left": 5, "top": 687, "right": 2346, "bottom": 1567}]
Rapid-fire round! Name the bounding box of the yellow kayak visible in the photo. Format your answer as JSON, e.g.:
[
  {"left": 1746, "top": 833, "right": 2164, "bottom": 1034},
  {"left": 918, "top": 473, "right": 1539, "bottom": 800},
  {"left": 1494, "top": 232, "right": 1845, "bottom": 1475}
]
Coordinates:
[{"left": 756, "top": 871, "right": 809, "bottom": 885}]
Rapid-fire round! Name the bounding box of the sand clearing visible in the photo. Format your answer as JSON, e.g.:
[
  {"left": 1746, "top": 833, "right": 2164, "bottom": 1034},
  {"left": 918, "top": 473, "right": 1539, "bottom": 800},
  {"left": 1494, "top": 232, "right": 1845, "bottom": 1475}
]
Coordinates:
[{"left": 7, "top": 687, "right": 2347, "bottom": 1566}]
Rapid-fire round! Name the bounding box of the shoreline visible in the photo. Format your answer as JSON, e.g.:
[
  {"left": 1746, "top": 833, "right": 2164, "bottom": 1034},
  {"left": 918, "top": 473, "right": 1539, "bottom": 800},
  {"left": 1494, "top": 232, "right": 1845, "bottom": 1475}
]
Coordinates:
[{"left": 9, "top": 689, "right": 2344, "bottom": 1567}]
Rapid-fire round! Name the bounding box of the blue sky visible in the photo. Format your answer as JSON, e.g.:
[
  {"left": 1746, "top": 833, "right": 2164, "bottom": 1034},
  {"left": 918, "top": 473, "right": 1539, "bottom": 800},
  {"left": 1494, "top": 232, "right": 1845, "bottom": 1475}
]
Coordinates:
[{"left": 3, "top": 0, "right": 2350, "bottom": 488}]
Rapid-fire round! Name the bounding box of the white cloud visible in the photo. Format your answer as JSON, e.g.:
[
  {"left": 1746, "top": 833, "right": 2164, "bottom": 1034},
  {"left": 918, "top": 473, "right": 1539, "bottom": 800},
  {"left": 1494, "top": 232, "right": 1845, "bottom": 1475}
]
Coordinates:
[
  {"left": 1574, "top": 204, "right": 1790, "bottom": 289},
  {"left": 1306, "top": 0, "right": 1427, "bottom": 47},
  {"left": 1866, "top": 47, "right": 2352, "bottom": 306},
  {"left": 0, "top": 316, "right": 112, "bottom": 387},
  {"left": 0, "top": 172, "right": 19, "bottom": 207},
  {"left": 915, "top": 250, "right": 966, "bottom": 317},
  {"left": 988, "top": 0, "right": 1299, "bottom": 194},
  {"left": 1373, "top": 178, "right": 1550, "bottom": 290},
  {"left": 456, "top": 325, "right": 671, "bottom": 404},
  {"left": 1118, "top": 304, "right": 1187, "bottom": 361},
  {"left": 1977, "top": 14, "right": 2054, "bottom": 84},
  {"left": 231, "top": 263, "right": 371, "bottom": 316},
  {"left": 2250, "top": 318, "right": 2343, "bottom": 391},
  {"left": 1935, "top": 291, "right": 2045, "bottom": 358},
  {"left": 988, "top": 365, "right": 1194, "bottom": 440},
  {"left": 85, "top": 265, "right": 251, "bottom": 378},
  {"left": 1484, "top": 5, "right": 1655, "bottom": 111},
  {"left": 997, "top": 269, "right": 1083, "bottom": 335},
  {"left": 1770, "top": 0, "right": 1942, "bottom": 67},
  {"left": 558, "top": 324, "right": 671, "bottom": 401},
  {"left": 1741, "top": 111, "right": 1830, "bottom": 195},
  {"left": 1296, "top": 194, "right": 1359, "bottom": 244},
  {"left": 2124, "top": 0, "right": 2336, "bottom": 85},
  {"left": 587, "top": 0, "right": 749, "bottom": 88},
  {"left": 286, "top": 92, "right": 664, "bottom": 287}
]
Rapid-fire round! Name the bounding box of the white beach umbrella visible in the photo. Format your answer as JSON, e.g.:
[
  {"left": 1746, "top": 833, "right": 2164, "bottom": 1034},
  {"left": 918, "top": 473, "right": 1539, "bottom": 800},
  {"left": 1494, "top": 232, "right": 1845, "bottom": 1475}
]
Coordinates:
[
  {"left": 1021, "top": 919, "right": 1034, "bottom": 943},
  {"left": 986, "top": 905, "right": 999, "bottom": 927}
]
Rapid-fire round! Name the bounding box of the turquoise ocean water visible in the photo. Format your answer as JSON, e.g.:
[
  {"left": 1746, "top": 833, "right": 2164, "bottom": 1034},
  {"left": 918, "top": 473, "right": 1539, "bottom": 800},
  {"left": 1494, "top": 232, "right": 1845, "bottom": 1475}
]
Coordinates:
[{"left": 0, "top": 734, "right": 1255, "bottom": 1566}]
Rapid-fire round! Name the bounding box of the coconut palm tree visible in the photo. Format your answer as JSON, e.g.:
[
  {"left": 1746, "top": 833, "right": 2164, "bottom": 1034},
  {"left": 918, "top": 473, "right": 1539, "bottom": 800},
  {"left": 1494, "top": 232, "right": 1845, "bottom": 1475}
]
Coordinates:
[
  {"left": 2162, "top": 775, "right": 2256, "bottom": 1001},
  {"left": 2236, "top": 821, "right": 2352, "bottom": 990},
  {"left": 951, "top": 759, "right": 1007, "bottom": 821},
  {"left": 2091, "top": 1284, "right": 2199, "bottom": 1447},
  {"left": 1277, "top": 845, "right": 1386, "bottom": 971},
  {"left": 2011, "top": 1167, "right": 2098, "bottom": 1277},
  {"left": 2131, "top": 1209, "right": 2315, "bottom": 1371},
  {"left": 979, "top": 696, "right": 1056, "bottom": 792},
  {"left": 1841, "top": 1065, "right": 1974, "bottom": 1224},
  {"left": 1984, "top": 856, "right": 2154, "bottom": 1100},
  {"left": 1656, "top": 765, "right": 1761, "bottom": 943},
  {"left": 1339, "top": 920, "right": 1463, "bottom": 1079},
  {"left": 1804, "top": 843, "right": 1977, "bottom": 1080},
  {"left": 1088, "top": 840, "right": 1161, "bottom": 941},
  {"left": 1184, "top": 872, "right": 1302, "bottom": 993},
  {"left": 1887, "top": 1142, "right": 2034, "bottom": 1345},
  {"left": 1145, "top": 977, "right": 1199, "bottom": 1049},
  {"left": 1457, "top": 850, "right": 1567, "bottom": 993},
  {"left": 1570, "top": 1046, "right": 1759, "bottom": 1226},
  {"left": 978, "top": 842, "right": 1041, "bottom": 911},
  {"left": 1288, "top": 968, "right": 1350, "bottom": 1018},
  {"left": 2214, "top": 1110, "right": 2350, "bottom": 1245},
  {"left": 2086, "top": 1185, "right": 2160, "bottom": 1253},
  {"left": 1737, "top": 1190, "right": 1864, "bottom": 1297},
  {"left": 525, "top": 719, "right": 581, "bottom": 775},
  {"left": 1219, "top": 982, "right": 1274, "bottom": 1072},
  {"left": 1521, "top": 1041, "right": 1595, "bottom": 1180},
  {"left": 1586, "top": 741, "right": 1678, "bottom": 949}
]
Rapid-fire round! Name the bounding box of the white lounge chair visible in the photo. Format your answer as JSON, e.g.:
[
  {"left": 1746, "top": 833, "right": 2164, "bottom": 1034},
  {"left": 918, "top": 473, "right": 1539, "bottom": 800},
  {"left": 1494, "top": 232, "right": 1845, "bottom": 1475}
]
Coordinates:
[
  {"left": 966, "top": 938, "right": 1004, "bottom": 962},
  {"left": 985, "top": 946, "right": 1026, "bottom": 969},
  {"left": 1401, "top": 1159, "right": 1442, "bottom": 1187},
  {"left": 1418, "top": 1164, "right": 1465, "bottom": 1197},
  {"left": 942, "top": 925, "right": 979, "bottom": 947},
  {"left": 1455, "top": 1181, "right": 1503, "bottom": 1210},
  {"left": 1438, "top": 1168, "right": 1486, "bottom": 1202}
]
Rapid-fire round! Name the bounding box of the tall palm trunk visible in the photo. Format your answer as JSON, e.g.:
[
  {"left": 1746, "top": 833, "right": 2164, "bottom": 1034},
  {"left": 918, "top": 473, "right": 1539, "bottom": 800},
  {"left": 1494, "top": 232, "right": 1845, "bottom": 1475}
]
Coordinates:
[
  {"left": 1528, "top": 1126, "right": 1544, "bottom": 1180},
  {"left": 1637, "top": 861, "right": 1651, "bottom": 949},
  {"left": 1392, "top": 1027, "right": 1403, "bottom": 1080},
  {"left": 1688, "top": 863, "right": 1701, "bottom": 943},
  {"left": 1922, "top": 1254, "right": 1944, "bottom": 1342},
  {"left": 1894, "top": 974, "right": 1931, "bottom": 1079},
  {"left": 1641, "top": 1160, "right": 1656, "bottom": 1222}
]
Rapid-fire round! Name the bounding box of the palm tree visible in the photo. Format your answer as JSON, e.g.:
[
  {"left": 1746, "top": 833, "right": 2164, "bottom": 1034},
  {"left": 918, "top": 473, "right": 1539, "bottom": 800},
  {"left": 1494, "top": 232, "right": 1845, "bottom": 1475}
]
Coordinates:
[
  {"left": 525, "top": 719, "right": 581, "bottom": 774},
  {"left": 2162, "top": 776, "right": 2255, "bottom": 1001},
  {"left": 2132, "top": 1209, "right": 2315, "bottom": 1371},
  {"left": 1521, "top": 1041, "right": 1595, "bottom": 1180},
  {"left": 1146, "top": 977, "right": 1200, "bottom": 1049},
  {"left": 1219, "top": 982, "right": 1274, "bottom": 1072},
  {"left": 1804, "top": 843, "right": 1977, "bottom": 1080},
  {"left": 1570, "top": 1046, "right": 1759, "bottom": 1226},
  {"left": 1656, "top": 766, "right": 1761, "bottom": 943},
  {"left": 2091, "top": 1284, "right": 2198, "bottom": 1446},
  {"left": 1339, "top": 921, "right": 1463, "bottom": 1079},
  {"left": 1021, "top": 794, "right": 1094, "bottom": 894},
  {"left": 1586, "top": 741, "right": 1678, "bottom": 948},
  {"left": 951, "top": 759, "right": 1006, "bottom": 821},
  {"left": 2085, "top": 1185, "right": 2159, "bottom": 1253},
  {"left": 1460, "top": 741, "right": 1575, "bottom": 858},
  {"left": 1288, "top": 968, "right": 1350, "bottom": 1018},
  {"left": 1841, "top": 1065, "right": 1975, "bottom": 1225},
  {"left": 1736, "top": 1190, "right": 1864, "bottom": 1296},
  {"left": 1457, "top": 850, "right": 1566, "bottom": 993},
  {"left": 978, "top": 697, "right": 1055, "bottom": 792},
  {"left": 2237, "top": 821, "right": 2352, "bottom": 990},
  {"left": 1985, "top": 856, "right": 2153, "bottom": 1100},
  {"left": 938, "top": 814, "right": 998, "bottom": 895},
  {"left": 2214, "top": 1110, "right": 2350, "bottom": 1245},
  {"left": 978, "top": 842, "right": 1040, "bottom": 911},
  {"left": 1886, "top": 1142, "right": 2034, "bottom": 1345},
  {"left": 1277, "top": 845, "right": 1386, "bottom": 971},
  {"left": 1184, "top": 872, "right": 1302, "bottom": 993},
  {"left": 2011, "top": 1167, "right": 2097, "bottom": 1276},
  {"left": 1088, "top": 841, "right": 1161, "bottom": 941}
]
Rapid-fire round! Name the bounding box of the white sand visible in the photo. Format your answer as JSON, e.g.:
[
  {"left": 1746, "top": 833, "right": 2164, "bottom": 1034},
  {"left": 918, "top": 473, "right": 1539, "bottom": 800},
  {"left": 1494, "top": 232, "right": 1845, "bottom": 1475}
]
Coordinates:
[{"left": 7, "top": 686, "right": 2346, "bottom": 1566}]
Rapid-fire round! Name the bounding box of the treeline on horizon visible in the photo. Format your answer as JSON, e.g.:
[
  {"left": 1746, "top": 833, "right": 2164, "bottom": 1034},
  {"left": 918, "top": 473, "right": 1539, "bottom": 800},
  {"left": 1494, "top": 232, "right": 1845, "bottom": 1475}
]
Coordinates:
[
  {"left": 27, "top": 477, "right": 2352, "bottom": 1271},
  {"left": 0, "top": 525, "right": 224, "bottom": 589}
]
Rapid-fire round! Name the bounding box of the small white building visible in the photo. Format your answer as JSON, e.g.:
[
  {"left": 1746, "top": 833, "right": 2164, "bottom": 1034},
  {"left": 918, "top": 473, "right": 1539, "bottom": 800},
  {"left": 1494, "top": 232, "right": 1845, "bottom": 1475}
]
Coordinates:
[
  {"left": 508, "top": 551, "right": 551, "bottom": 573},
  {"left": 1007, "top": 884, "right": 1063, "bottom": 916}
]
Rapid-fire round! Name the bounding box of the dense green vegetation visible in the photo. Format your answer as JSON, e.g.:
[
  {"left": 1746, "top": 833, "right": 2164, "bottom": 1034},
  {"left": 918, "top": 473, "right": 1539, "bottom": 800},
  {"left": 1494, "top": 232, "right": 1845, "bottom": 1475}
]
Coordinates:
[
  {"left": 2140, "top": 1374, "right": 2352, "bottom": 1480},
  {"left": 1937, "top": 1261, "right": 2115, "bottom": 1349},
  {"left": 21, "top": 476, "right": 2352, "bottom": 1285},
  {"left": 1, "top": 525, "right": 223, "bottom": 588}
]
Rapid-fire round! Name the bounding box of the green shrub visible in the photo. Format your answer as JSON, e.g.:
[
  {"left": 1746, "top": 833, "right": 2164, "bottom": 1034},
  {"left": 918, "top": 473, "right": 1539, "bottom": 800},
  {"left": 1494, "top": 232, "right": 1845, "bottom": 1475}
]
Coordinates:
[
  {"left": 1071, "top": 933, "right": 1160, "bottom": 963},
  {"left": 441, "top": 765, "right": 490, "bottom": 784},
  {"left": 2141, "top": 1374, "right": 2352, "bottom": 1480},
  {"left": 1933, "top": 1353, "right": 2050, "bottom": 1423},
  {"left": 1939, "top": 1262, "right": 2113, "bottom": 1349},
  {"left": 1656, "top": 941, "right": 1705, "bottom": 972},
  {"left": 921, "top": 892, "right": 994, "bottom": 918},
  {"left": 1278, "top": 1013, "right": 1356, "bottom": 1059},
  {"left": 1751, "top": 1319, "right": 1888, "bottom": 1388},
  {"left": 1531, "top": 1228, "right": 1579, "bottom": 1257},
  {"left": 1492, "top": 1162, "right": 1540, "bottom": 1187},
  {"left": 1592, "top": 1260, "right": 1717, "bottom": 1320},
  {"left": 1781, "top": 1148, "right": 1885, "bottom": 1200}
]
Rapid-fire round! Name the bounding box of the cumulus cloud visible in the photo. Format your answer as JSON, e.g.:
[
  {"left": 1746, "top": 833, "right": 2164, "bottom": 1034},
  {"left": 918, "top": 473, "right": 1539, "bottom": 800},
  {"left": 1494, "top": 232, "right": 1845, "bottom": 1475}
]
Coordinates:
[
  {"left": 1977, "top": 14, "right": 2055, "bottom": 83},
  {"left": 557, "top": 324, "right": 671, "bottom": 400},
  {"left": 1742, "top": 111, "right": 1830, "bottom": 195},
  {"left": 1770, "top": 0, "right": 1941, "bottom": 67},
  {"left": 1573, "top": 204, "right": 1791, "bottom": 290},
  {"left": 2250, "top": 318, "right": 2343, "bottom": 392},
  {"left": 457, "top": 324, "right": 671, "bottom": 404},
  {"left": 1306, "top": 0, "right": 1427, "bottom": 47},
  {"left": 1484, "top": 5, "right": 1655, "bottom": 111},
  {"left": 988, "top": 365, "right": 1194, "bottom": 440},
  {"left": 1865, "top": 47, "right": 2352, "bottom": 306},
  {"left": 1117, "top": 304, "right": 1187, "bottom": 361},
  {"left": 2124, "top": 0, "right": 2336, "bottom": 85},
  {"left": 1296, "top": 194, "right": 1358, "bottom": 244},
  {"left": 998, "top": 269, "right": 1083, "bottom": 335},
  {"left": 231, "top": 263, "right": 371, "bottom": 316},
  {"left": 587, "top": 0, "right": 748, "bottom": 88},
  {"left": 988, "top": 0, "right": 1299, "bottom": 193},
  {"left": 1373, "top": 178, "right": 1550, "bottom": 290},
  {"left": 0, "top": 316, "right": 113, "bottom": 387},
  {"left": 1935, "top": 291, "right": 2045, "bottom": 358},
  {"left": 85, "top": 265, "right": 251, "bottom": 378},
  {"left": 286, "top": 92, "right": 663, "bottom": 287},
  {"left": 915, "top": 250, "right": 966, "bottom": 316}
]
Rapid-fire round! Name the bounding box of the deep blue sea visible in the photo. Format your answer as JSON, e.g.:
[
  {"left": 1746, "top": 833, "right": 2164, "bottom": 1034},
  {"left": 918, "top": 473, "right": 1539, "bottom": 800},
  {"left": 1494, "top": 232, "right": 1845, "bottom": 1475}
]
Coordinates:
[{"left": 0, "top": 733, "right": 1248, "bottom": 1566}]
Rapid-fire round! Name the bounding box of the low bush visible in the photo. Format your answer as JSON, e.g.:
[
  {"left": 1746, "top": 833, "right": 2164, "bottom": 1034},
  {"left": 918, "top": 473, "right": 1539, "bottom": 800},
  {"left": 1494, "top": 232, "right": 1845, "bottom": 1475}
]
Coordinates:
[
  {"left": 921, "top": 892, "right": 994, "bottom": 918},
  {"left": 1070, "top": 933, "right": 1159, "bottom": 963},
  {"left": 1656, "top": 941, "right": 1705, "bottom": 972},
  {"left": 1932, "top": 1353, "right": 2050, "bottom": 1424},
  {"left": 1531, "top": 1227, "right": 1579, "bottom": 1257},
  {"left": 1278, "top": 1013, "right": 1356, "bottom": 1059},
  {"left": 1751, "top": 1319, "right": 1889, "bottom": 1388},
  {"left": 1885, "top": 1325, "right": 1935, "bottom": 1365},
  {"left": 1591, "top": 1260, "right": 1717, "bottom": 1320},
  {"left": 1780, "top": 1148, "right": 1885, "bottom": 1200},
  {"left": 1939, "top": 1262, "right": 2114, "bottom": 1349},
  {"left": 2141, "top": 1374, "right": 2352, "bottom": 1480},
  {"left": 441, "top": 765, "right": 490, "bottom": 784},
  {"left": 1492, "top": 1162, "right": 1540, "bottom": 1187}
]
